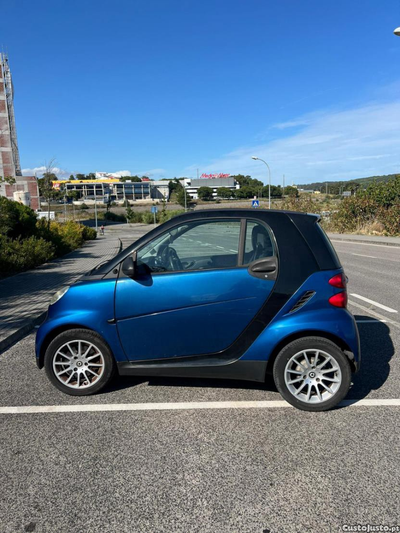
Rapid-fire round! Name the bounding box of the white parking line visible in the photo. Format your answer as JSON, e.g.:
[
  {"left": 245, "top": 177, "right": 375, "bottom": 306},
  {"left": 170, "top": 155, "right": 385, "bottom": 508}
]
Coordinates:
[
  {"left": 355, "top": 319, "right": 387, "bottom": 323},
  {"left": 351, "top": 253, "right": 377, "bottom": 259},
  {"left": 348, "top": 300, "right": 400, "bottom": 329},
  {"left": 0, "top": 399, "right": 400, "bottom": 415},
  {"left": 350, "top": 294, "right": 398, "bottom": 313},
  {"left": 331, "top": 240, "right": 400, "bottom": 249}
]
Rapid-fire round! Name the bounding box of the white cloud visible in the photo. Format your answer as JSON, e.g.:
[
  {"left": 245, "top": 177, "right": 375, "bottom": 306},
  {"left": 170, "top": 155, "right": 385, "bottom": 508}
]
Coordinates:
[
  {"left": 22, "top": 166, "right": 71, "bottom": 179},
  {"left": 135, "top": 168, "right": 167, "bottom": 179},
  {"left": 111, "top": 170, "right": 132, "bottom": 177},
  {"left": 184, "top": 99, "right": 400, "bottom": 184}
]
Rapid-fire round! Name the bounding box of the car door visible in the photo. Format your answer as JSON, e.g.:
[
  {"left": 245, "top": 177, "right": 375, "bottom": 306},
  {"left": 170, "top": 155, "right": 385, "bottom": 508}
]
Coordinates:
[{"left": 115, "top": 218, "right": 277, "bottom": 361}]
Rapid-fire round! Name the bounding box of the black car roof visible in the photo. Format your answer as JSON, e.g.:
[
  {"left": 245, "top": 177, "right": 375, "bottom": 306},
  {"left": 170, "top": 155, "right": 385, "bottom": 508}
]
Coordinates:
[{"left": 88, "top": 208, "right": 339, "bottom": 277}]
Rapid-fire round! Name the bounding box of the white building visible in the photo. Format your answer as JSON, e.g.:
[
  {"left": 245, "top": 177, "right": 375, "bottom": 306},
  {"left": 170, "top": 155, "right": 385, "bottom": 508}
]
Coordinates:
[{"left": 183, "top": 177, "right": 239, "bottom": 199}]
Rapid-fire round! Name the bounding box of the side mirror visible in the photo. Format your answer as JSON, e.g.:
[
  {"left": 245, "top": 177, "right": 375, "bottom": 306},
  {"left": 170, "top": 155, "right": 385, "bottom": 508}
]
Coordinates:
[{"left": 121, "top": 253, "right": 137, "bottom": 278}]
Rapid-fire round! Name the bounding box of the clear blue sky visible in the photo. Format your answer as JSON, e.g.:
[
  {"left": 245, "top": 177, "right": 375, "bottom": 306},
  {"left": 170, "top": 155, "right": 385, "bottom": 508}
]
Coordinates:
[{"left": 2, "top": 0, "right": 400, "bottom": 184}]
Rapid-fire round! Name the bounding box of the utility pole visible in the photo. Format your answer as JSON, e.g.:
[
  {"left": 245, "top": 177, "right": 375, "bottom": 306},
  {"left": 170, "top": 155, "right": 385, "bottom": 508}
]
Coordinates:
[
  {"left": 283, "top": 174, "right": 285, "bottom": 192},
  {"left": 94, "top": 188, "right": 98, "bottom": 234},
  {"left": 326, "top": 182, "right": 328, "bottom": 194},
  {"left": 184, "top": 185, "right": 187, "bottom": 212},
  {"left": 251, "top": 157, "right": 271, "bottom": 209}
]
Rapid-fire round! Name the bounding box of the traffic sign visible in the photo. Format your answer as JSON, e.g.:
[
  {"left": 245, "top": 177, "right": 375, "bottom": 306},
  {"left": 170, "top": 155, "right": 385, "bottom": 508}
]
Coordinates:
[
  {"left": 151, "top": 206, "right": 158, "bottom": 214},
  {"left": 252, "top": 199, "right": 260, "bottom": 208}
]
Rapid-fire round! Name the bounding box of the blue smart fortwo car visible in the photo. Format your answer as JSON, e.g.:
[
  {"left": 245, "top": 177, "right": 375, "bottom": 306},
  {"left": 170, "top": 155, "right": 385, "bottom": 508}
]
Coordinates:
[{"left": 36, "top": 209, "right": 360, "bottom": 411}]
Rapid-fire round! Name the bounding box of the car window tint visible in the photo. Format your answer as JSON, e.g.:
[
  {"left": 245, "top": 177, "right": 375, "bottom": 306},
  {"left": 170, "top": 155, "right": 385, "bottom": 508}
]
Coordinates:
[
  {"left": 243, "top": 221, "right": 274, "bottom": 264},
  {"left": 137, "top": 220, "right": 241, "bottom": 273}
]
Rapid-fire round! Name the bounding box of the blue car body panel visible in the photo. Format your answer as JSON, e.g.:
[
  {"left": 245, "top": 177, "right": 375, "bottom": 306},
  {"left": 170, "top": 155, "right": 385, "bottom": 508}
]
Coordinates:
[
  {"left": 115, "top": 268, "right": 274, "bottom": 360},
  {"left": 35, "top": 279, "right": 128, "bottom": 364},
  {"left": 240, "top": 270, "right": 360, "bottom": 365}
]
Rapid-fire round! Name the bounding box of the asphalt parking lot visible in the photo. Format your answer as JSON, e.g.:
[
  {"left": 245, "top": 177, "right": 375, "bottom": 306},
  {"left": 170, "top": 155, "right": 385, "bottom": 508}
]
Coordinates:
[{"left": 1, "top": 238, "right": 399, "bottom": 533}]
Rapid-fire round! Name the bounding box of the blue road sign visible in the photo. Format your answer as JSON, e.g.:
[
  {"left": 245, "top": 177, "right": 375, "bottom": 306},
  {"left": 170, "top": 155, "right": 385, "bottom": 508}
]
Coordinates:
[
  {"left": 151, "top": 206, "right": 158, "bottom": 214},
  {"left": 252, "top": 199, "right": 260, "bottom": 208}
]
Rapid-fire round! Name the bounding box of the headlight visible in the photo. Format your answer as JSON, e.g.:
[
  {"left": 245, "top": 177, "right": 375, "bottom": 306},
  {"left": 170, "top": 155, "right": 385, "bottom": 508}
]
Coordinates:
[{"left": 50, "top": 287, "right": 69, "bottom": 306}]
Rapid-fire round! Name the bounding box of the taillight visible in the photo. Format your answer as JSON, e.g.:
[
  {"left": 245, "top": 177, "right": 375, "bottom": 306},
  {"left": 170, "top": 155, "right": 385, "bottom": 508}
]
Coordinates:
[
  {"left": 328, "top": 272, "right": 347, "bottom": 308},
  {"left": 328, "top": 292, "right": 348, "bottom": 308},
  {"left": 329, "top": 273, "right": 346, "bottom": 289}
]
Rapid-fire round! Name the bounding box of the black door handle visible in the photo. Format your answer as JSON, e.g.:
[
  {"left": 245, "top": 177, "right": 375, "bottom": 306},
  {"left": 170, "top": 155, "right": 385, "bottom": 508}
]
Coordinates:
[{"left": 250, "top": 257, "right": 277, "bottom": 273}]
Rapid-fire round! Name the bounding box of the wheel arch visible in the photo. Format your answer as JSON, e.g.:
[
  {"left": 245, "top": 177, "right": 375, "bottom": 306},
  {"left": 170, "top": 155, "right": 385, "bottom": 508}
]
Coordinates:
[
  {"left": 37, "top": 324, "right": 96, "bottom": 369},
  {"left": 265, "top": 329, "right": 357, "bottom": 377}
]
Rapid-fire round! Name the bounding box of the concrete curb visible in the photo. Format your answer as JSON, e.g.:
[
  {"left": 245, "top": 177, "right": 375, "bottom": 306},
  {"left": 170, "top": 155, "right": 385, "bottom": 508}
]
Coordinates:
[
  {"left": 328, "top": 235, "right": 400, "bottom": 247},
  {"left": 0, "top": 312, "right": 47, "bottom": 355}
]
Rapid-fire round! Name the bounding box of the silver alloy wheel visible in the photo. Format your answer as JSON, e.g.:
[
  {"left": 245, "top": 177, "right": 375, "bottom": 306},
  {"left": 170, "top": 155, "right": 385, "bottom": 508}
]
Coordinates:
[
  {"left": 52, "top": 340, "right": 105, "bottom": 389},
  {"left": 284, "top": 349, "right": 342, "bottom": 404}
]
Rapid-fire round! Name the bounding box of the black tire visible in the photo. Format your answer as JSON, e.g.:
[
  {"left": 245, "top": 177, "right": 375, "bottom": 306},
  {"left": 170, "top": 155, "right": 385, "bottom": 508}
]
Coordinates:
[
  {"left": 44, "top": 328, "right": 116, "bottom": 396},
  {"left": 273, "top": 336, "right": 352, "bottom": 412}
]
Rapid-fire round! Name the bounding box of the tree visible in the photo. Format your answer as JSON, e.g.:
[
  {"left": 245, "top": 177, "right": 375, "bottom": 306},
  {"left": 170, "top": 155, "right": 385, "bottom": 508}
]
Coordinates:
[
  {"left": 231, "top": 174, "right": 263, "bottom": 189},
  {"left": 234, "top": 186, "right": 256, "bottom": 199},
  {"left": 344, "top": 181, "right": 360, "bottom": 194},
  {"left": 217, "top": 187, "right": 233, "bottom": 199},
  {"left": 284, "top": 186, "right": 299, "bottom": 198},
  {"left": 198, "top": 186, "right": 214, "bottom": 201},
  {"left": 0, "top": 175, "right": 16, "bottom": 186},
  {"left": 168, "top": 178, "right": 185, "bottom": 195},
  {"left": 0, "top": 197, "right": 37, "bottom": 239},
  {"left": 263, "top": 185, "right": 282, "bottom": 198},
  {"left": 126, "top": 205, "right": 134, "bottom": 222},
  {"left": 176, "top": 187, "right": 190, "bottom": 207},
  {"left": 67, "top": 190, "right": 80, "bottom": 201},
  {"left": 38, "top": 159, "right": 59, "bottom": 227}
]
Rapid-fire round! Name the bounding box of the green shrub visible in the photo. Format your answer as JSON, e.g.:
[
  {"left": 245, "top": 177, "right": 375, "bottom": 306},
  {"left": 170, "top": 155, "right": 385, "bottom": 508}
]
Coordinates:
[
  {"left": 158, "top": 209, "right": 185, "bottom": 224},
  {"left": 0, "top": 235, "right": 55, "bottom": 276},
  {"left": 142, "top": 212, "right": 154, "bottom": 224},
  {"left": 330, "top": 197, "right": 377, "bottom": 233},
  {"left": 104, "top": 211, "right": 126, "bottom": 222},
  {"left": 278, "top": 195, "right": 315, "bottom": 213},
  {"left": 36, "top": 219, "right": 96, "bottom": 255},
  {"left": 0, "top": 197, "right": 37, "bottom": 239},
  {"left": 81, "top": 225, "right": 97, "bottom": 240},
  {"left": 126, "top": 209, "right": 144, "bottom": 223},
  {"left": 376, "top": 205, "right": 400, "bottom": 235},
  {"left": 80, "top": 203, "right": 89, "bottom": 210}
]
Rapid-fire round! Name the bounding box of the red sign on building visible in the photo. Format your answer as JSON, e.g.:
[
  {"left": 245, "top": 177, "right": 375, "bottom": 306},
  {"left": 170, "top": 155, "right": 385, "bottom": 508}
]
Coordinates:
[{"left": 200, "top": 173, "right": 230, "bottom": 179}]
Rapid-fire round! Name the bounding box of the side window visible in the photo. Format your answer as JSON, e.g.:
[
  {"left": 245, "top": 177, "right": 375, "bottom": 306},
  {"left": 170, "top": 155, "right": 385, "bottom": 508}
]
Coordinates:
[
  {"left": 137, "top": 220, "right": 241, "bottom": 273},
  {"left": 243, "top": 221, "right": 274, "bottom": 264}
]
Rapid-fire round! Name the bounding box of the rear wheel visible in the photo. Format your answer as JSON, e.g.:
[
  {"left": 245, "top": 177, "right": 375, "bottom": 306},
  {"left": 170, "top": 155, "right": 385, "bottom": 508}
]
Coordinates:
[
  {"left": 273, "top": 337, "right": 352, "bottom": 411},
  {"left": 44, "top": 329, "right": 115, "bottom": 396}
]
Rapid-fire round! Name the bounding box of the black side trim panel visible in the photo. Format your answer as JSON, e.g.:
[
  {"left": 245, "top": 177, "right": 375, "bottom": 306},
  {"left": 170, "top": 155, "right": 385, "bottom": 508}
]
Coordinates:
[
  {"left": 117, "top": 360, "right": 267, "bottom": 383},
  {"left": 288, "top": 214, "right": 341, "bottom": 270}
]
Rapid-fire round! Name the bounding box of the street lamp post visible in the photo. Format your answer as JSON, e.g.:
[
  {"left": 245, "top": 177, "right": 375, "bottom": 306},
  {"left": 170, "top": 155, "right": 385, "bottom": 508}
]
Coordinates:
[{"left": 251, "top": 156, "right": 271, "bottom": 209}]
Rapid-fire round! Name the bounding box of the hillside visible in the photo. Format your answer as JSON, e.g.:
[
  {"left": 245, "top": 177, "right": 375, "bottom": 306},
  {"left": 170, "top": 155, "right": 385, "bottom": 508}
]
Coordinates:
[{"left": 297, "top": 173, "right": 399, "bottom": 191}]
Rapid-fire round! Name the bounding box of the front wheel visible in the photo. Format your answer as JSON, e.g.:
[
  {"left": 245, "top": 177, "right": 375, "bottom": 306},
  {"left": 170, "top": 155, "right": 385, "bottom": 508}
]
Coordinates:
[
  {"left": 273, "top": 337, "right": 352, "bottom": 411},
  {"left": 44, "top": 329, "right": 116, "bottom": 396}
]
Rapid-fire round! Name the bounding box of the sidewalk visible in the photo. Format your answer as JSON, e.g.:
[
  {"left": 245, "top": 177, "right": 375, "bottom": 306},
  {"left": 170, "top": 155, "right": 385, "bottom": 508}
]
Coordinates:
[
  {"left": 0, "top": 224, "right": 152, "bottom": 353},
  {"left": 327, "top": 233, "right": 400, "bottom": 247},
  {"left": 0, "top": 233, "right": 123, "bottom": 353}
]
